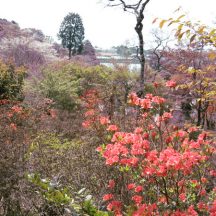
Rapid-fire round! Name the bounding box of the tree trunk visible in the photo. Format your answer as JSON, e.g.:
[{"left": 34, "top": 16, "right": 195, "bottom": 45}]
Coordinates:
[
  {"left": 197, "top": 100, "right": 202, "bottom": 126},
  {"left": 135, "top": 15, "right": 145, "bottom": 90},
  {"left": 68, "top": 48, "right": 72, "bottom": 59},
  {"left": 108, "top": 0, "right": 151, "bottom": 90}
]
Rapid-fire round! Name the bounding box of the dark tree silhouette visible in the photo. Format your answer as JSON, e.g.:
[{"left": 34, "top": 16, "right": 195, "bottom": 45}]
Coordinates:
[
  {"left": 107, "top": 0, "right": 151, "bottom": 91},
  {"left": 83, "top": 40, "right": 95, "bottom": 56},
  {"left": 58, "top": 13, "right": 85, "bottom": 59}
]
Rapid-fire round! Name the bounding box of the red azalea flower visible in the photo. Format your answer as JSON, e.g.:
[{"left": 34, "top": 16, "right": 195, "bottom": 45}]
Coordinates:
[
  {"left": 127, "top": 183, "right": 135, "bottom": 190},
  {"left": 107, "top": 125, "right": 118, "bottom": 131},
  {"left": 108, "top": 180, "right": 115, "bottom": 189},
  {"left": 10, "top": 123, "right": 17, "bottom": 131},
  {"left": 132, "top": 195, "right": 142, "bottom": 205},
  {"left": 100, "top": 116, "right": 110, "bottom": 125},
  {"left": 103, "top": 194, "right": 113, "bottom": 201},
  {"left": 135, "top": 185, "right": 143, "bottom": 193},
  {"left": 166, "top": 80, "right": 177, "bottom": 88}
]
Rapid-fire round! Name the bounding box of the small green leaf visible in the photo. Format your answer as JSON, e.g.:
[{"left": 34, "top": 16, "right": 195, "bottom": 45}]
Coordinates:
[
  {"left": 190, "top": 34, "right": 196, "bottom": 43},
  {"left": 159, "top": 20, "right": 167, "bottom": 28},
  {"left": 178, "top": 32, "right": 185, "bottom": 41},
  {"left": 177, "top": 14, "right": 185, "bottom": 20}
]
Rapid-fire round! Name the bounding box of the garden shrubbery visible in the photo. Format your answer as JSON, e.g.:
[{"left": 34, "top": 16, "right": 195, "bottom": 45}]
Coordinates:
[{"left": 0, "top": 60, "right": 25, "bottom": 100}]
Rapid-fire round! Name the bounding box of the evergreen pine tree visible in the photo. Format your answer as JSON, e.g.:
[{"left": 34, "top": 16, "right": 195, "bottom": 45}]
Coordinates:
[{"left": 58, "top": 13, "right": 85, "bottom": 58}]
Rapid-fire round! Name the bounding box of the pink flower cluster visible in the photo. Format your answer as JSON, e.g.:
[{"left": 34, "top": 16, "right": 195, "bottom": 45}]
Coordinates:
[
  {"left": 96, "top": 92, "right": 216, "bottom": 215},
  {"left": 129, "top": 93, "right": 166, "bottom": 109},
  {"left": 81, "top": 89, "right": 110, "bottom": 129},
  {"left": 166, "top": 80, "right": 177, "bottom": 88},
  {"left": 82, "top": 86, "right": 216, "bottom": 216}
]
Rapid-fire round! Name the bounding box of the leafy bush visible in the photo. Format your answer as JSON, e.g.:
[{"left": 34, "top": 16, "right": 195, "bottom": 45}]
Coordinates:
[
  {"left": 35, "top": 62, "right": 137, "bottom": 112},
  {"left": 27, "top": 173, "right": 110, "bottom": 216},
  {"left": 0, "top": 60, "right": 25, "bottom": 100},
  {"left": 0, "top": 98, "right": 58, "bottom": 215},
  {"left": 0, "top": 101, "right": 38, "bottom": 215}
]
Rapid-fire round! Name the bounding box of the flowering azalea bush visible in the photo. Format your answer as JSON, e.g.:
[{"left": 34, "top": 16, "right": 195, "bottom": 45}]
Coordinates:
[{"left": 83, "top": 82, "right": 216, "bottom": 216}]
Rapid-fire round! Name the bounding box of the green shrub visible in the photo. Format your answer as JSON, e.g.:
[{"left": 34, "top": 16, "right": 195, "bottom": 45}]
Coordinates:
[
  {"left": 35, "top": 62, "right": 137, "bottom": 112},
  {"left": 0, "top": 60, "right": 25, "bottom": 100},
  {"left": 27, "top": 173, "right": 110, "bottom": 216}
]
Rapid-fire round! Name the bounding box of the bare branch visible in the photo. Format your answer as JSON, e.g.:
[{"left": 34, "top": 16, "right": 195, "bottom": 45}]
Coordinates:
[{"left": 108, "top": 0, "right": 150, "bottom": 13}]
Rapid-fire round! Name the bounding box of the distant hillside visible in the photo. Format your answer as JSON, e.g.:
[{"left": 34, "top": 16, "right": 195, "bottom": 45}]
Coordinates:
[
  {"left": 0, "top": 19, "right": 63, "bottom": 63},
  {"left": 0, "top": 18, "right": 99, "bottom": 72}
]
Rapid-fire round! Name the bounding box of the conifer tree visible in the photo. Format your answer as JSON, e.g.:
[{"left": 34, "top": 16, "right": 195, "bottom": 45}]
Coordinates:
[{"left": 58, "top": 13, "right": 85, "bottom": 58}]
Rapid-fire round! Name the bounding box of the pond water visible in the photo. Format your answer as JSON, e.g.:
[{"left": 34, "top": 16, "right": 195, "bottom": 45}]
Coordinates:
[{"left": 100, "top": 62, "right": 140, "bottom": 72}]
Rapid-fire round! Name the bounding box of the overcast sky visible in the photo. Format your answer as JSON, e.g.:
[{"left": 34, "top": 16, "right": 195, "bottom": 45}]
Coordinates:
[{"left": 0, "top": 0, "right": 215, "bottom": 48}]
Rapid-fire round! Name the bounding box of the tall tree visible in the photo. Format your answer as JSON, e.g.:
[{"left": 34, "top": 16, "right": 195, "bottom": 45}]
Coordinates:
[
  {"left": 107, "top": 0, "right": 151, "bottom": 90},
  {"left": 58, "top": 13, "right": 85, "bottom": 59}
]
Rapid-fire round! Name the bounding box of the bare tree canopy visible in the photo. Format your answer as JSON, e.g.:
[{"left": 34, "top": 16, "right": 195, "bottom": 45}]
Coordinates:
[{"left": 108, "top": 0, "right": 150, "bottom": 13}]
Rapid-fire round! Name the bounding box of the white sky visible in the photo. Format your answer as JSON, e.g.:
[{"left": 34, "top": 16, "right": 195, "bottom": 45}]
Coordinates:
[{"left": 0, "top": 0, "right": 215, "bottom": 49}]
